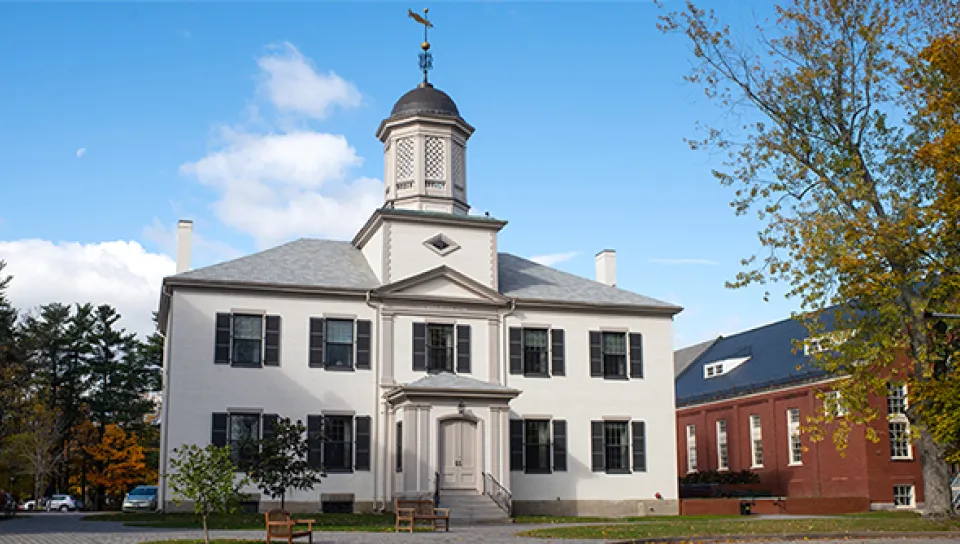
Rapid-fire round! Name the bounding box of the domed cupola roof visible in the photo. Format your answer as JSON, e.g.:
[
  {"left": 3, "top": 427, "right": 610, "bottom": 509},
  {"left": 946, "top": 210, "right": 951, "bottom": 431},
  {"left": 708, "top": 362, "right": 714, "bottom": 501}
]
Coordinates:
[{"left": 390, "top": 83, "right": 460, "bottom": 118}]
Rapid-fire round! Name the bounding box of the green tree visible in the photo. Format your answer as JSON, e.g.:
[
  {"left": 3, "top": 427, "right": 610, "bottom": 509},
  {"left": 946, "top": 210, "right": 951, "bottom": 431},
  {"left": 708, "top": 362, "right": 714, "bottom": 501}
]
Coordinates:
[
  {"left": 249, "top": 417, "right": 322, "bottom": 509},
  {"left": 168, "top": 444, "right": 249, "bottom": 544},
  {"left": 0, "top": 261, "right": 27, "bottom": 447},
  {"left": 658, "top": 0, "right": 960, "bottom": 515},
  {"left": 10, "top": 403, "right": 65, "bottom": 503}
]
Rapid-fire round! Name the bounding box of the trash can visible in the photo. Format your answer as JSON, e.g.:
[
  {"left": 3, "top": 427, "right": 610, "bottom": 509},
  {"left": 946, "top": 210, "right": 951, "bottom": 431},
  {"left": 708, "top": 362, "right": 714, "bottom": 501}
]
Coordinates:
[{"left": 739, "top": 501, "right": 752, "bottom": 515}]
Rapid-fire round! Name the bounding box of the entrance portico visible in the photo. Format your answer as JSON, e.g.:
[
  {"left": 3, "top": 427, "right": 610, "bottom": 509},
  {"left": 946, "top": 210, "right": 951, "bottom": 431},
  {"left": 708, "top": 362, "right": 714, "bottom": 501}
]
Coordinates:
[{"left": 384, "top": 373, "right": 520, "bottom": 501}]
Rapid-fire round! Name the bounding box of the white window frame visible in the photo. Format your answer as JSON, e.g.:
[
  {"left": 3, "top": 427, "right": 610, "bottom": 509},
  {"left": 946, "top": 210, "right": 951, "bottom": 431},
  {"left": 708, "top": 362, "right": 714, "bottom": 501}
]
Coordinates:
[
  {"left": 749, "top": 415, "right": 764, "bottom": 468},
  {"left": 686, "top": 424, "right": 698, "bottom": 473},
  {"left": 887, "top": 383, "right": 912, "bottom": 460},
  {"left": 716, "top": 419, "right": 728, "bottom": 471},
  {"left": 893, "top": 484, "right": 915, "bottom": 508},
  {"left": 824, "top": 390, "right": 847, "bottom": 417},
  {"left": 787, "top": 408, "right": 802, "bottom": 466}
]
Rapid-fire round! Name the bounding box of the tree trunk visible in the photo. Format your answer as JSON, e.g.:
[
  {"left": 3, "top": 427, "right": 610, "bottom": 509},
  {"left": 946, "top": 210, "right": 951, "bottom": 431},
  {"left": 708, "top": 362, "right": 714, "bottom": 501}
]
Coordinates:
[
  {"left": 202, "top": 514, "right": 210, "bottom": 544},
  {"left": 916, "top": 429, "right": 956, "bottom": 517},
  {"left": 281, "top": 492, "right": 285, "bottom": 510}
]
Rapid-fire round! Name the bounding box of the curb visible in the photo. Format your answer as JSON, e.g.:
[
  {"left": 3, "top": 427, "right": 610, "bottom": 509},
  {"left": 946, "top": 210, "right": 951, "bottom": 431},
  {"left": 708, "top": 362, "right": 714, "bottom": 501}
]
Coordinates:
[{"left": 610, "top": 532, "right": 960, "bottom": 543}]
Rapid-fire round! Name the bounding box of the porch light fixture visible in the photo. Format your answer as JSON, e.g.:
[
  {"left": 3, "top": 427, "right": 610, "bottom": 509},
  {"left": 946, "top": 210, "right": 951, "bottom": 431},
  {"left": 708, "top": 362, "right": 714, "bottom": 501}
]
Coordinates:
[{"left": 457, "top": 400, "right": 465, "bottom": 415}]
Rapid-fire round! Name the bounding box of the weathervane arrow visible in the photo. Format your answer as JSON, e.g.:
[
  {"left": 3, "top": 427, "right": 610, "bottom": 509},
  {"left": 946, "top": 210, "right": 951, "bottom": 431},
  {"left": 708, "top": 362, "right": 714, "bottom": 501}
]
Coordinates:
[{"left": 408, "top": 8, "right": 434, "bottom": 86}]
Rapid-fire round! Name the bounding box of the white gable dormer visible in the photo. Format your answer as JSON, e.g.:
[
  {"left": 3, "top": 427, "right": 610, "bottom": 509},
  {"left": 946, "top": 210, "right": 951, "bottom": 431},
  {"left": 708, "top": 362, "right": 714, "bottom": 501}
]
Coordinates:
[{"left": 703, "top": 356, "right": 750, "bottom": 379}]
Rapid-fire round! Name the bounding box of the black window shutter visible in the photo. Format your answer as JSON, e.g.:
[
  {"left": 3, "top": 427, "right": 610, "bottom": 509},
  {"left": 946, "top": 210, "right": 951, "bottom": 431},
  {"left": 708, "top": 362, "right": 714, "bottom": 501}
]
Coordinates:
[
  {"left": 413, "top": 323, "right": 427, "bottom": 371},
  {"left": 629, "top": 333, "right": 644, "bottom": 378},
  {"left": 632, "top": 421, "right": 646, "bottom": 472},
  {"left": 591, "top": 421, "right": 605, "bottom": 472},
  {"left": 306, "top": 415, "right": 323, "bottom": 469},
  {"left": 509, "top": 327, "right": 522, "bottom": 375},
  {"left": 551, "top": 329, "right": 565, "bottom": 376},
  {"left": 355, "top": 416, "right": 371, "bottom": 471},
  {"left": 355, "top": 320, "right": 372, "bottom": 370},
  {"left": 553, "top": 420, "right": 567, "bottom": 472},
  {"left": 396, "top": 422, "right": 403, "bottom": 473},
  {"left": 456, "top": 324, "right": 471, "bottom": 373},
  {"left": 261, "top": 414, "right": 279, "bottom": 442},
  {"left": 211, "top": 413, "right": 228, "bottom": 447},
  {"left": 589, "top": 331, "right": 602, "bottom": 377},
  {"left": 509, "top": 419, "right": 524, "bottom": 471},
  {"left": 264, "top": 316, "right": 281, "bottom": 366},
  {"left": 309, "top": 318, "right": 325, "bottom": 368},
  {"left": 215, "top": 314, "right": 231, "bottom": 365}
]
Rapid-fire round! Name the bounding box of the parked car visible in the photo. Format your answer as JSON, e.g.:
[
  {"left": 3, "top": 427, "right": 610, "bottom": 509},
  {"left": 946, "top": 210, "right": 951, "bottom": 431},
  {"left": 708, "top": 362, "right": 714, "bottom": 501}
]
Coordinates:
[
  {"left": 19, "top": 499, "right": 36, "bottom": 511},
  {"left": 46, "top": 494, "right": 81, "bottom": 512},
  {"left": 122, "top": 485, "right": 158, "bottom": 512}
]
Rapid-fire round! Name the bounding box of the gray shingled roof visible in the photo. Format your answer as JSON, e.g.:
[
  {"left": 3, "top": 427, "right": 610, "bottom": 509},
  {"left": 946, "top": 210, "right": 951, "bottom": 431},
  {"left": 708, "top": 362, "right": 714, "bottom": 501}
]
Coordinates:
[
  {"left": 174, "top": 239, "right": 380, "bottom": 289},
  {"left": 170, "top": 238, "right": 677, "bottom": 309},
  {"left": 403, "top": 372, "right": 517, "bottom": 392},
  {"left": 497, "top": 253, "right": 678, "bottom": 308},
  {"left": 674, "top": 337, "right": 720, "bottom": 377}
]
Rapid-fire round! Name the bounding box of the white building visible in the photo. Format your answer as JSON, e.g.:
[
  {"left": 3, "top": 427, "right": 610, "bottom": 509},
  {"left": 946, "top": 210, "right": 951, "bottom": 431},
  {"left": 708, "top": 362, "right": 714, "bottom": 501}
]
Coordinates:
[{"left": 158, "top": 68, "right": 682, "bottom": 518}]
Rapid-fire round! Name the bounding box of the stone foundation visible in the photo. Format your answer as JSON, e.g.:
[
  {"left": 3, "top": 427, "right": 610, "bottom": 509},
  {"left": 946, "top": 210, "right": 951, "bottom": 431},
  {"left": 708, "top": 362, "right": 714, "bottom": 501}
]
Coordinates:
[{"left": 512, "top": 499, "right": 679, "bottom": 517}]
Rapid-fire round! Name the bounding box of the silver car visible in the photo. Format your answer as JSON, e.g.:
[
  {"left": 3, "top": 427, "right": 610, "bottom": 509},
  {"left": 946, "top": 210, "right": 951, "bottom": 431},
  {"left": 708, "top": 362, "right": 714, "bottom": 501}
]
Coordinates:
[
  {"left": 47, "top": 494, "right": 81, "bottom": 512},
  {"left": 122, "top": 485, "right": 158, "bottom": 512}
]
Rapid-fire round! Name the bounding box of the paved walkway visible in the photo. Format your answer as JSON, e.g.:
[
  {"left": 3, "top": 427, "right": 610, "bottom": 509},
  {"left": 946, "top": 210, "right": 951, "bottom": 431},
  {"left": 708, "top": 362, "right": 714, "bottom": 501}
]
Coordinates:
[{"left": 1, "top": 512, "right": 959, "bottom": 544}]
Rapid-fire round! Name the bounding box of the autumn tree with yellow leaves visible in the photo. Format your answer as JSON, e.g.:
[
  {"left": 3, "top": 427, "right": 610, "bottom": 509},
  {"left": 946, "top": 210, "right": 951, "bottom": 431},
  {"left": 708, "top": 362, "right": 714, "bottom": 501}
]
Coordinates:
[
  {"left": 84, "top": 424, "right": 154, "bottom": 505},
  {"left": 659, "top": 0, "right": 960, "bottom": 515}
]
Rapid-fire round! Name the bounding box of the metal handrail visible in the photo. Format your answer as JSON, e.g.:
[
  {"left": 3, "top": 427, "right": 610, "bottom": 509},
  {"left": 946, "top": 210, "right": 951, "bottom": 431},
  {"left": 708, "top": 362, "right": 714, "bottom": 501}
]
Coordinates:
[
  {"left": 482, "top": 472, "right": 512, "bottom": 516},
  {"left": 434, "top": 471, "right": 440, "bottom": 508}
]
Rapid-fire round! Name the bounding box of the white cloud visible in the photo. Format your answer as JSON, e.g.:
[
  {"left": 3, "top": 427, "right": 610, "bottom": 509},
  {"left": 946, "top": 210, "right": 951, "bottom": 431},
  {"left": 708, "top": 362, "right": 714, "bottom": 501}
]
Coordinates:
[
  {"left": 180, "top": 130, "right": 382, "bottom": 247},
  {"left": 0, "top": 239, "right": 175, "bottom": 336},
  {"left": 76, "top": 148, "right": 86, "bottom": 158},
  {"left": 649, "top": 258, "right": 720, "bottom": 266},
  {"left": 530, "top": 251, "right": 579, "bottom": 266},
  {"left": 256, "top": 42, "right": 361, "bottom": 120}
]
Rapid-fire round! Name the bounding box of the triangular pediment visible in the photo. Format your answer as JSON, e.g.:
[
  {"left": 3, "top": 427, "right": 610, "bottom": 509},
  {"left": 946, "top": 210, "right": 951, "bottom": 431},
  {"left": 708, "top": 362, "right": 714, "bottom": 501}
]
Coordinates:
[{"left": 374, "top": 265, "right": 508, "bottom": 304}]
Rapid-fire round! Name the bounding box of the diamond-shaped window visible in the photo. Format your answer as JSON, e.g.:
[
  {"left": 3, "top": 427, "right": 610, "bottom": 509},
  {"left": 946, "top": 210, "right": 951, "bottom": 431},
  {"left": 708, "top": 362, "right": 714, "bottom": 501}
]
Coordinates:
[{"left": 424, "top": 234, "right": 460, "bottom": 256}]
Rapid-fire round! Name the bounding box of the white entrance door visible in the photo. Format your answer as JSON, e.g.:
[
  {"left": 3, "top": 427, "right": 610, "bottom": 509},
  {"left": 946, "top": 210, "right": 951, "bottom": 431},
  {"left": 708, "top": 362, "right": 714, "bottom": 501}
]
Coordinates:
[{"left": 440, "top": 420, "right": 478, "bottom": 490}]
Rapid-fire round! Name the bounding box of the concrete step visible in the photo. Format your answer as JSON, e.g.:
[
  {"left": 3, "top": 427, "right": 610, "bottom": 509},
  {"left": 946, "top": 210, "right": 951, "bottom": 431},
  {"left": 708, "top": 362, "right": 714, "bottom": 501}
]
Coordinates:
[{"left": 438, "top": 491, "right": 510, "bottom": 523}]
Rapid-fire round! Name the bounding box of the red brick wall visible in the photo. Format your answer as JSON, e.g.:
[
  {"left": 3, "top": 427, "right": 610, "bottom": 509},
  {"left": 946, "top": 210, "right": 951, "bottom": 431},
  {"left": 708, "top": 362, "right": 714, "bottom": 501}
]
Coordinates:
[
  {"left": 676, "top": 379, "right": 923, "bottom": 504},
  {"left": 680, "top": 497, "right": 871, "bottom": 516}
]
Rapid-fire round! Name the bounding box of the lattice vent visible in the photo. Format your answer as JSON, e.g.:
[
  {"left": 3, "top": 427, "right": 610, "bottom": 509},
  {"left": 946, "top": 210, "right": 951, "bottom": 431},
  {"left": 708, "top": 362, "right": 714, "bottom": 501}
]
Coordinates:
[
  {"left": 425, "top": 137, "right": 445, "bottom": 180},
  {"left": 452, "top": 142, "right": 465, "bottom": 189},
  {"left": 395, "top": 137, "right": 415, "bottom": 181}
]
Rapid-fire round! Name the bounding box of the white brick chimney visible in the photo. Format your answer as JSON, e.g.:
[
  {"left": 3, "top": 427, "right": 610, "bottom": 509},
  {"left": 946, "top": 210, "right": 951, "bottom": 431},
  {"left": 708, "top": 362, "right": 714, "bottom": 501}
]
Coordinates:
[
  {"left": 595, "top": 249, "right": 616, "bottom": 287},
  {"left": 176, "top": 220, "right": 193, "bottom": 274}
]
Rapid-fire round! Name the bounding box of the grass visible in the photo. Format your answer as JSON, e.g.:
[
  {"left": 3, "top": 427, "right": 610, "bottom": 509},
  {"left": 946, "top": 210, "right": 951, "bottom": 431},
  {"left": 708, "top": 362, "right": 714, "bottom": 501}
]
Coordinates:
[
  {"left": 518, "top": 511, "right": 960, "bottom": 540},
  {"left": 84, "top": 511, "right": 396, "bottom": 532}
]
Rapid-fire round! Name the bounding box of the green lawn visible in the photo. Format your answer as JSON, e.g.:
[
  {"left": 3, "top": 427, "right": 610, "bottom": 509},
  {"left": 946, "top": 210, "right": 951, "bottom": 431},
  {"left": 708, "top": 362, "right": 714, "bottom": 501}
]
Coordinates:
[
  {"left": 84, "top": 511, "right": 395, "bottom": 532},
  {"left": 518, "top": 512, "right": 960, "bottom": 540}
]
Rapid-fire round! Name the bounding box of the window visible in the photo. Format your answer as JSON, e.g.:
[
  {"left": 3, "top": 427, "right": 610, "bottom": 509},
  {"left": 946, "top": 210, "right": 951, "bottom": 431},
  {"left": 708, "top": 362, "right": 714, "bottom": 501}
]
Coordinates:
[
  {"left": 887, "top": 383, "right": 911, "bottom": 460},
  {"left": 750, "top": 415, "right": 764, "bottom": 468},
  {"left": 716, "top": 420, "right": 729, "bottom": 471},
  {"left": 686, "top": 425, "right": 697, "bottom": 473},
  {"left": 232, "top": 315, "right": 263, "bottom": 367},
  {"left": 602, "top": 332, "right": 627, "bottom": 379},
  {"left": 787, "top": 408, "right": 802, "bottom": 465},
  {"left": 427, "top": 324, "right": 454, "bottom": 373},
  {"left": 522, "top": 329, "right": 549, "bottom": 376},
  {"left": 604, "top": 421, "right": 630, "bottom": 472},
  {"left": 324, "top": 320, "right": 354, "bottom": 369},
  {"left": 824, "top": 390, "right": 847, "bottom": 417},
  {"left": 705, "top": 363, "right": 721, "bottom": 378},
  {"left": 323, "top": 416, "right": 353, "bottom": 472},
  {"left": 889, "top": 421, "right": 911, "bottom": 459},
  {"left": 893, "top": 485, "right": 914, "bottom": 507},
  {"left": 228, "top": 413, "right": 261, "bottom": 467},
  {"left": 524, "top": 420, "right": 551, "bottom": 473},
  {"left": 395, "top": 422, "right": 402, "bottom": 473}
]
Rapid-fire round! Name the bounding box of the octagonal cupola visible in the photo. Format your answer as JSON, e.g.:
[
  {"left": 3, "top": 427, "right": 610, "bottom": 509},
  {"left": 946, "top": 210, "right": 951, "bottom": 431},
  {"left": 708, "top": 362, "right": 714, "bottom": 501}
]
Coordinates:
[{"left": 376, "top": 9, "right": 475, "bottom": 215}]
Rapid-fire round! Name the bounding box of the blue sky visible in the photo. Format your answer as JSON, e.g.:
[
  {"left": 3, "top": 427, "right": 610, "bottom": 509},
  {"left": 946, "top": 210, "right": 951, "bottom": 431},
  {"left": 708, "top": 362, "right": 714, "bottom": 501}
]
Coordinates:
[{"left": 0, "top": 1, "right": 794, "bottom": 342}]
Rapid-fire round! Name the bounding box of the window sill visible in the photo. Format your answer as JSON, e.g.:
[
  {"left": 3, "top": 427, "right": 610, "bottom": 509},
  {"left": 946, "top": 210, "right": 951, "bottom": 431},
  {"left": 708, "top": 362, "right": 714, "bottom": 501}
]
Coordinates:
[
  {"left": 604, "top": 469, "right": 631, "bottom": 475},
  {"left": 603, "top": 375, "right": 629, "bottom": 381},
  {"left": 718, "top": 467, "right": 729, "bottom": 472},
  {"left": 787, "top": 462, "right": 803, "bottom": 467},
  {"left": 230, "top": 363, "right": 263, "bottom": 369},
  {"left": 324, "top": 365, "right": 356, "bottom": 372},
  {"left": 522, "top": 372, "right": 551, "bottom": 379},
  {"left": 750, "top": 465, "right": 764, "bottom": 470},
  {"left": 323, "top": 468, "right": 354, "bottom": 474},
  {"left": 524, "top": 469, "right": 553, "bottom": 475},
  {"left": 890, "top": 456, "right": 914, "bottom": 462}
]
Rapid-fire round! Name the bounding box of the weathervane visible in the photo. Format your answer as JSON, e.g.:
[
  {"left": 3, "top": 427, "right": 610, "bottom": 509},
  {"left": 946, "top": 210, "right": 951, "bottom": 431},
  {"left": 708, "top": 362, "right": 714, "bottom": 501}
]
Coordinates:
[{"left": 408, "top": 8, "right": 434, "bottom": 86}]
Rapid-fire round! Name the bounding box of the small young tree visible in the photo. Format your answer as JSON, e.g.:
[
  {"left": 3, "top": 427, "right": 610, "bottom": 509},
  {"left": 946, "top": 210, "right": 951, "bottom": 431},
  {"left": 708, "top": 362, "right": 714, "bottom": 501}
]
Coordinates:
[
  {"left": 248, "top": 417, "right": 322, "bottom": 509},
  {"left": 167, "top": 444, "right": 248, "bottom": 544}
]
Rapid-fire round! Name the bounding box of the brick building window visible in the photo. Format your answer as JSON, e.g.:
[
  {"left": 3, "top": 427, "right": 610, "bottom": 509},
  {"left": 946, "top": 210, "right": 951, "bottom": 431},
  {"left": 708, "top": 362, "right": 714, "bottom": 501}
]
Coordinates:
[
  {"left": 685, "top": 425, "right": 697, "bottom": 473},
  {"left": 889, "top": 422, "right": 911, "bottom": 459},
  {"left": 749, "top": 415, "right": 764, "bottom": 468},
  {"left": 893, "top": 484, "right": 914, "bottom": 507},
  {"left": 716, "top": 420, "right": 728, "bottom": 471},
  {"left": 887, "top": 383, "right": 911, "bottom": 460},
  {"left": 787, "top": 408, "right": 802, "bottom": 466}
]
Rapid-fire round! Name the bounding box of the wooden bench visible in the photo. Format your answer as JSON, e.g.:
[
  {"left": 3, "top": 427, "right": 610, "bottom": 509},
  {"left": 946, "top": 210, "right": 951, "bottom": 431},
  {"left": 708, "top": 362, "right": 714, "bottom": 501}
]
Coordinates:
[
  {"left": 394, "top": 498, "right": 450, "bottom": 533},
  {"left": 264, "top": 508, "right": 314, "bottom": 544}
]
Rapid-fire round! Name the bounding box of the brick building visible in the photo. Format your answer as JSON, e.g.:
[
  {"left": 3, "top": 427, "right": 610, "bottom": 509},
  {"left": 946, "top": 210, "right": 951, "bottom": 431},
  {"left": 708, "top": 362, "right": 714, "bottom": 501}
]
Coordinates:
[{"left": 674, "top": 315, "right": 924, "bottom": 511}]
